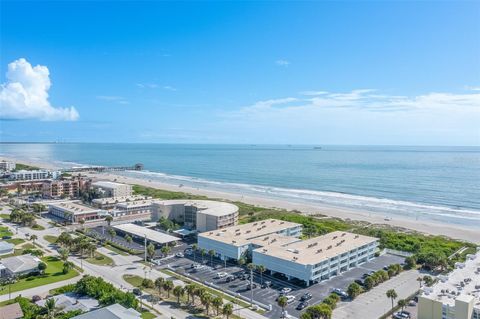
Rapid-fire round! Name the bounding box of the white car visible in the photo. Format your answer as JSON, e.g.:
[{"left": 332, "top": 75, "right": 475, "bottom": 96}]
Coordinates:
[
  {"left": 175, "top": 252, "right": 184, "bottom": 258},
  {"left": 215, "top": 272, "right": 228, "bottom": 278},
  {"left": 286, "top": 295, "right": 296, "bottom": 303},
  {"left": 281, "top": 287, "right": 292, "bottom": 294}
]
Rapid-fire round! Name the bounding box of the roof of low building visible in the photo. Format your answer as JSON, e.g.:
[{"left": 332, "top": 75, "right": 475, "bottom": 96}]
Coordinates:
[
  {"left": 0, "top": 241, "right": 15, "bottom": 251},
  {"left": 36, "top": 293, "right": 99, "bottom": 313},
  {"left": 0, "top": 302, "right": 24, "bottom": 319},
  {"left": 49, "top": 201, "right": 101, "bottom": 215},
  {"left": 71, "top": 303, "right": 141, "bottom": 319},
  {"left": 113, "top": 223, "right": 178, "bottom": 244},
  {"left": 0, "top": 254, "right": 40, "bottom": 273},
  {"left": 91, "top": 181, "right": 131, "bottom": 189},
  {"left": 152, "top": 199, "right": 239, "bottom": 217}
]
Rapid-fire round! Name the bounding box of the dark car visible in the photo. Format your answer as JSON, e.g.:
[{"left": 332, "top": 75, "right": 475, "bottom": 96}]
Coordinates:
[
  {"left": 246, "top": 283, "right": 257, "bottom": 290},
  {"left": 2, "top": 236, "right": 12, "bottom": 240},
  {"left": 261, "top": 281, "right": 272, "bottom": 289},
  {"left": 354, "top": 279, "right": 365, "bottom": 286},
  {"left": 132, "top": 288, "right": 142, "bottom": 296},
  {"left": 361, "top": 273, "right": 370, "bottom": 279},
  {"left": 225, "top": 275, "right": 236, "bottom": 282},
  {"left": 296, "top": 301, "right": 309, "bottom": 310},
  {"left": 300, "top": 292, "right": 313, "bottom": 301}
]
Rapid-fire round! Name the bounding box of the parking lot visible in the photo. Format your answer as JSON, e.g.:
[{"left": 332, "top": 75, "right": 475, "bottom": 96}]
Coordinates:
[{"left": 163, "top": 252, "right": 405, "bottom": 318}]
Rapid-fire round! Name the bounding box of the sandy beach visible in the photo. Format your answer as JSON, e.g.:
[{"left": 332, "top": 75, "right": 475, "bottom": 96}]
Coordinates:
[{"left": 3, "top": 155, "right": 479, "bottom": 244}]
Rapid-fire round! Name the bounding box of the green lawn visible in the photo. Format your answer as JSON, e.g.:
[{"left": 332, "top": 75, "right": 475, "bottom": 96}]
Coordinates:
[
  {"left": 31, "top": 224, "right": 45, "bottom": 230},
  {"left": 85, "top": 252, "right": 114, "bottom": 266},
  {"left": 43, "top": 235, "right": 58, "bottom": 244},
  {"left": 0, "top": 226, "right": 13, "bottom": 237},
  {"left": 141, "top": 310, "right": 156, "bottom": 319},
  {"left": 5, "top": 238, "right": 25, "bottom": 245},
  {"left": 123, "top": 274, "right": 144, "bottom": 287},
  {"left": 0, "top": 256, "right": 79, "bottom": 296}
]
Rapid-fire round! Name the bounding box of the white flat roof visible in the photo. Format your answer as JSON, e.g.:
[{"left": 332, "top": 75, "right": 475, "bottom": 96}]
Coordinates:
[
  {"left": 113, "top": 223, "right": 178, "bottom": 244},
  {"left": 92, "top": 195, "right": 151, "bottom": 205},
  {"left": 49, "top": 201, "right": 101, "bottom": 215},
  {"left": 92, "top": 181, "right": 130, "bottom": 189},
  {"left": 254, "top": 231, "right": 378, "bottom": 266},
  {"left": 421, "top": 250, "right": 480, "bottom": 307},
  {"left": 152, "top": 200, "right": 238, "bottom": 217}
]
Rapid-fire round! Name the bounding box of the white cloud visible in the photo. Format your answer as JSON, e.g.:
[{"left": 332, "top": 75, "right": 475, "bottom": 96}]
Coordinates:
[
  {"left": 137, "top": 83, "right": 177, "bottom": 91},
  {"left": 275, "top": 59, "right": 290, "bottom": 66},
  {"left": 162, "top": 85, "right": 177, "bottom": 91},
  {"left": 0, "top": 58, "right": 79, "bottom": 121},
  {"left": 96, "top": 95, "right": 129, "bottom": 104}
]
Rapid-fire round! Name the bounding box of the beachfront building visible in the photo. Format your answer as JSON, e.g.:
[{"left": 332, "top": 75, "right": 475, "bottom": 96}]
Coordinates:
[
  {"left": 0, "top": 160, "right": 16, "bottom": 172},
  {"left": 91, "top": 181, "right": 132, "bottom": 198},
  {"left": 48, "top": 201, "right": 107, "bottom": 223},
  {"left": 198, "top": 220, "right": 379, "bottom": 286},
  {"left": 197, "top": 219, "right": 303, "bottom": 260},
  {"left": 113, "top": 223, "right": 178, "bottom": 247},
  {"left": 42, "top": 179, "right": 80, "bottom": 199},
  {"left": 0, "top": 254, "right": 41, "bottom": 278},
  {"left": 8, "top": 170, "right": 60, "bottom": 181},
  {"left": 253, "top": 231, "right": 378, "bottom": 286},
  {"left": 417, "top": 249, "right": 480, "bottom": 319},
  {"left": 151, "top": 200, "right": 239, "bottom": 232},
  {"left": 113, "top": 198, "right": 155, "bottom": 218},
  {"left": 92, "top": 195, "right": 152, "bottom": 209}
]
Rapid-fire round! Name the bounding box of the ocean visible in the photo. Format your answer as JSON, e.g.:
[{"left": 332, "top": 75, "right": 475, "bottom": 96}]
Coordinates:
[{"left": 1, "top": 143, "right": 479, "bottom": 228}]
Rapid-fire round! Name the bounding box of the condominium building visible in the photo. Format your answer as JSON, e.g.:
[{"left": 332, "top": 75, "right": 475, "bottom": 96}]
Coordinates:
[
  {"left": 151, "top": 200, "right": 239, "bottom": 232},
  {"left": 197, "top": 219, "right": 303, "bottom": 260},
  {"left": 92, "top": 195, "right": 152, "bottom": 209},
  {"left": 113, "top": 198, "right": 155, "bottom": 218},
  {"left": 48, "top": 201, "right": 107, "bottom": 223},
  {"left": 91, "top": 181, "right": 132, "bottom": 198},
  {"left": 9, "top": 170, "right": 60, "bottom": 181},
  {"left": 42, "top": 179, "right": 80, "bottom": 199},
  {"left": 198, "top": 220, "right": 378, "bottom": 286},
  {"left": 418, "top": 249, "right": 480, "bottom": 319},
  {"left": 0, "top": 160, "right": 16, "bottom": 172}
]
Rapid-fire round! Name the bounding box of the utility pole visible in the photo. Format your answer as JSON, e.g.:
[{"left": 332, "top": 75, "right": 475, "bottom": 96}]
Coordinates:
[{"left": 144, "top": 234, "right": 147, "bottom": 263}]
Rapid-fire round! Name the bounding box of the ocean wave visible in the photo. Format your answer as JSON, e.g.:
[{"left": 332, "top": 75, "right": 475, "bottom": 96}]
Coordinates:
[{"left": 121, "top": 170, "right": 480, "bottom": 224}]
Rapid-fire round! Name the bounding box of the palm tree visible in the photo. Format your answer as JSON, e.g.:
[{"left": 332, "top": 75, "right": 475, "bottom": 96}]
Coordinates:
[
  {"left": 160, "top": 245, "right": 170, "bottom": 257},
  {"left": 200, "top": 293, "right": 212, "bottom": 315},
  {"left": 223, "top": 303, "right": 233, "bottom": 319},
  {"left": 212, "top": 296, "right": 223, "bottom": 316},
  {"left": 195, "top": 287, "right": 206, "bottom": 306},
  {"left": 44, "top": 298, "right": 58, "bottom": 319},
  {"left": 58, "top": 248, "right": 69, "bottom": 262},
  {"left": 200, "top": 248, "right": 207, "bottom": 264},
  {"left": 173, "top": 286, "right": 184, "bottom": 306},
  {"left": 155, "top": 277, "right": 165, "bottom": 297},
  {"left": 87, "top": 243, "right": 96, "bottom": 258},
  {"left": 256, "top": 265, "right": 265, "bottom": 285},
  {"left": 185, "top": 284, "right": 196, "bottom": 305},
  {"left": 30, "top": 234, "right": 38, "bottom": 245},
  {"left": 62, "top": 261, "right": 74, "bottom": 274},
  {"left": 107, "top": 228, "right": 116, "bottom": 241},
  {"left": 277, "top": 296, "right": 288, "bottom": 313},
  {"left": 105, "top": 215, "right": 113, "bottom": 227},
  {"left": 124, "top": 234, "right": 133, "bottom": 244},
  {"left": 163, "top": 280, "right": 174, "bottom": 298},
  {"left": 398, "top": 299, "right": 407, "bottom": 312},
  {"left": 147, "top": 243, "right": 156, "bottom": 260},
  {"left": 417, "top": 276, "right": 423, "bottom": 288},
  {"left": 208, "top": 249, "right": 215, "bottom": 267},
  {"left": 386, "top": 289, "right": 398, "bottom": 310},
  {"left": 192, "top": 244, "right": 198, "bottom": 262},
  {"left": 237, "top": 257, "right": 246, "bottom": 267}
]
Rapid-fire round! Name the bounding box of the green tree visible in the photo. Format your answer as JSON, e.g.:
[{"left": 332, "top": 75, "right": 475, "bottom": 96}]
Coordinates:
[
  {"left": 163, "top": 280, "right": 174, "bottom": 298},
  {"left": 404, "top": 256, "right": 417, "bottom": 269},
  {"left": 347, "top": 282, "right": 362, "bottom": 299},
  {"left": 277, "top": 296, "right": 288, "bottom": 313},
  {"left": 386, "top": 289, "right": 398, "bottom": 310},
  {"left": 58, "top": 248, "right": 70, "bottom": 262},
  {"left": 160, "top": 245, "right": 170, "bottom": 257},
  {"left": 173, "top": 285, "right": 184, "bottom": 306},
  {"left": 38, "top": 262, "right": 47, "bottom": 274},
  {"left": 147, "top": 243, "right": 156, "bottom": 260},
  {"left": 155, "top": 277, "right": 165, "bottom": 297},
  {"left": 222, "top": 303, "right": 233, "bottom": 319},
  {"left": 185, "top": 284, "right": 196, "bottom": 305},
  {"left": 30, "top": 234, "right": 38, "bottom": 245},
  {"left": 107, "top": 228, "right": 116, "bottom": 241},
  {"left": 256, "top": 265, "right": 266, "bottom": 285},
  {"left": 44, "top": 298, "right": 59, "bottom": 319},
  {"left": 208, "top": 249, "right": 215, "bottom": 267},
  {"left": 62, "top": 261, "right": 74, "bottom": 274},
  {"left": 364, "top": 276, "right": 375, "bottom": 290},
  {"left": 104, "top": 215, "right": 113, "bottom": 227},
  {"left": 398, "top": 299, "right": 407, "bottom": 312},
  {"left": 191, "top": 244, "right": 198, "bottom": 262},
  {"left": 237, "top": 257, "right": 246, "bottom": 267},
  {"left": 200, "top": 248, "right": 207, "bottom": 263},
  {"left": 142, "top": 278, "right": 154, "bottom": 289},
  {"left": 212, "top": 296, "right": 223, "bottom": 316},
  {"left": 306, "top": 303, "right": 332, "bottom": 319},
  {"left": 124, "top": 234, "right": 133, "bottom": 244},
  {"left": 200, "top": 293, "right": 212, "bottom": 315}
]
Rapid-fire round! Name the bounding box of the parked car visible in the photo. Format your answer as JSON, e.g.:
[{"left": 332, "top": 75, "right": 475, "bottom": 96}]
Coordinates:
[
  {"left": 408, "top": 300, "right": 417, "bottom": 307},
  {"left": 246, "top": 283, "right": 257, "bottom": 290},
  {"left": 332, "top": 288, "right": 348, "bottom": 299},
  {"left": 280, "top": 287, "right": 292, "bottom": 294},
  {"left": 362, "top": 273, "right": 370, "bottom": 279},
  {"left": 393, "top": 312, "right": 410, "bottom": 319},
  {"left": 175, "top": 252, "right": 184, "bottom": 258},
  {"left": 132, "top": 288, "right": 142, "bottom": 296},
  {"left": 296, "top": 301, "right": 309, "bottom": 310},
  {"left": 261, "top": 281, "right": 272, "bottom": 289},
  {"left": 300, "top": 292, "right": 313, "bottom": 301},
  {"left": 225, "top": 275, "right": 236, "bottom": 282},
  {"left": 286, "top": 295, "right": 296, "bottom": 303},
  {"left": 354, "top": 279, "right": 365, "bottom": 286},
  {"left": 215, "top": 272, "right": 228, "bottom": 279}
]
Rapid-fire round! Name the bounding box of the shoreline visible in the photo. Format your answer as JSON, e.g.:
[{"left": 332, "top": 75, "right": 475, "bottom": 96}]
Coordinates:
[{"left": 2, "top": 155, "right": 479, "bottom": 244}]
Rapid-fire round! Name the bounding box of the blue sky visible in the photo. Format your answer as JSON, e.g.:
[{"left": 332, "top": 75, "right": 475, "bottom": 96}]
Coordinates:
[{"left": 1, "top": 1, "right": 479, "bottom": 145}]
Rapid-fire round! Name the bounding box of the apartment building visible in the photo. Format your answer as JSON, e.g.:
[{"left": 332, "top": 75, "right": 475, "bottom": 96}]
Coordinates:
[
  {"left": 48, "top": 201, "right": 107, "bottom": 223},
  {"left": 0, "top": 160, "right": 16, "bottom": 172},
  {"left": 42, "top": 179, "right": 80, "bottom": 198},
  {"left": 91, "top": 181, "right": 132, "bottom": 197},
  {"left": 9, "top": 170, "right": 60, "bottom": 181}
]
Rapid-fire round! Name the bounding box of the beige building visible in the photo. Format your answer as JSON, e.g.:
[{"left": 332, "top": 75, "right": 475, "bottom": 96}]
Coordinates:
[
  {"left": 92, "top": 195, "right": 152, "bottom": 209},
  {"left": 48, "top": 201, "right": 107, "bottom": 223},
  {"left": 43, "top": 179, "right": 80, "bottom": 198},
  {"left": 151, "top": 200, "right": 239, "bottom": 232},
  {"left": 418, "top": 249, "right": 480, "bottom": 319},
  {"left": 91, "top": 181, "right": 132, "bottom": 197}
]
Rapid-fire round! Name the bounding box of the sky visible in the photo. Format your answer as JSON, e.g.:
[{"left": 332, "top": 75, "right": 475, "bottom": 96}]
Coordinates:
[{"left": 0, "top": 1, "right": 479, "bottom": 145}]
